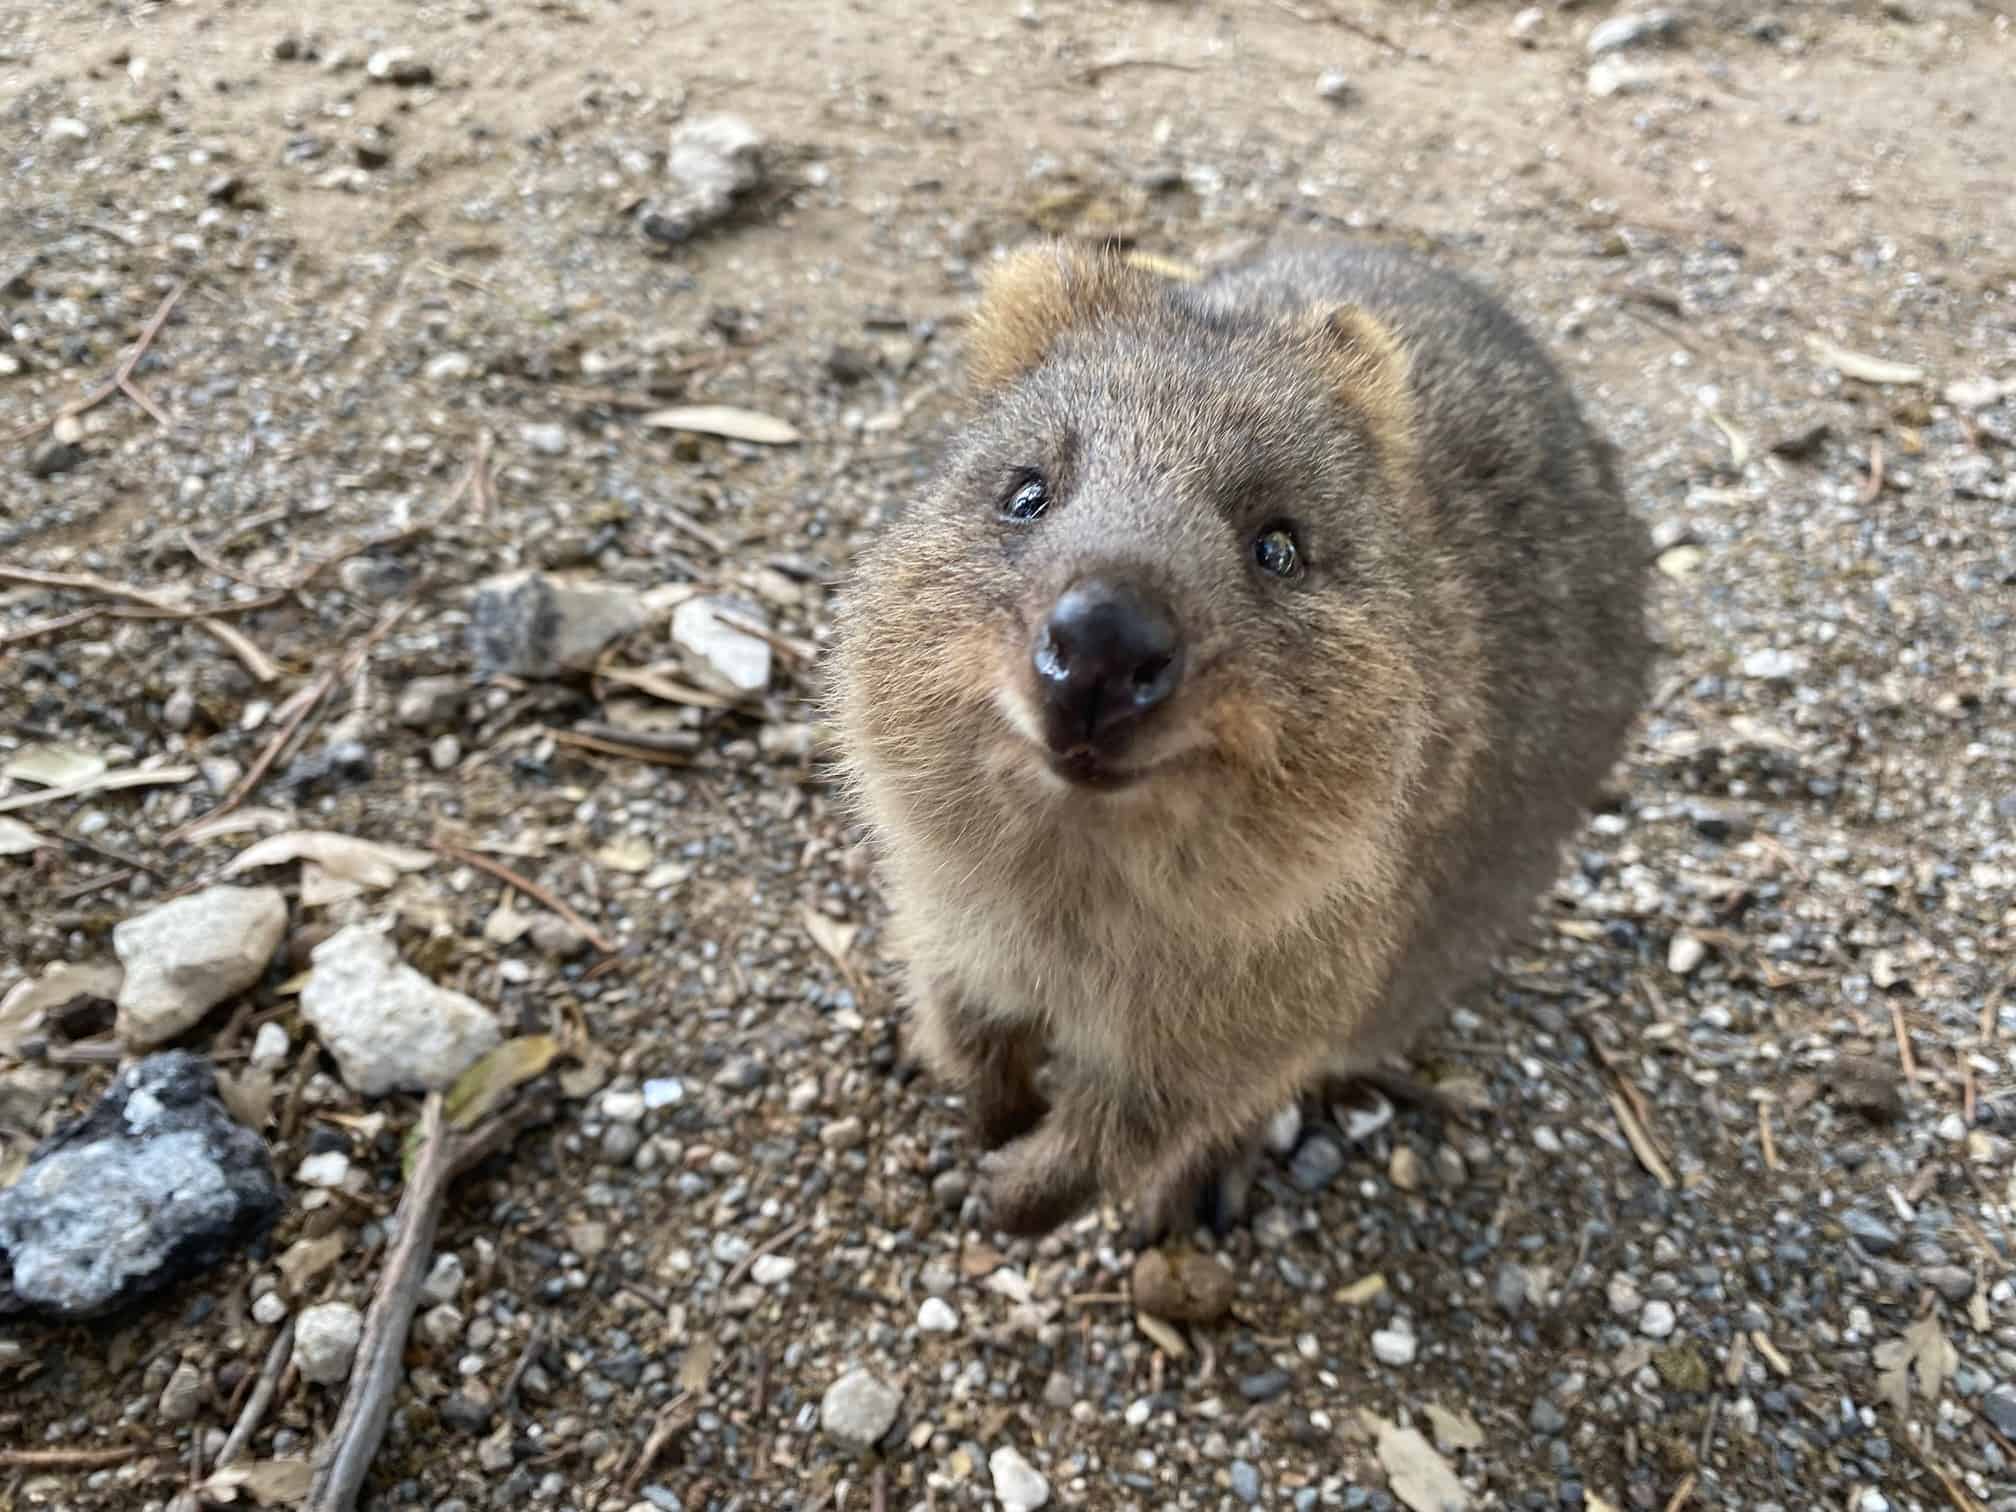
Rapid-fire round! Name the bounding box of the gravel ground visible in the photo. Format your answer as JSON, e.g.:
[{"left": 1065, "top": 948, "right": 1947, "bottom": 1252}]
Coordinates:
[{"left": 2, "top": 2, "right": 2014, "bottom": 1510}]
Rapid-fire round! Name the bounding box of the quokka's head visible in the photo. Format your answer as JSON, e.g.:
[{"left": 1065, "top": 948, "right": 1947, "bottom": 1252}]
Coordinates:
[{"left": 829, "top": 241, "right": 1440, "bottom": 887}]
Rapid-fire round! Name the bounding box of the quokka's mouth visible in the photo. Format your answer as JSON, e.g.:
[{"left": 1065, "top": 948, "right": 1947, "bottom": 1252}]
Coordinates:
[{"left": 1043, "top": 748, "right": 1150, "bottom": 792}]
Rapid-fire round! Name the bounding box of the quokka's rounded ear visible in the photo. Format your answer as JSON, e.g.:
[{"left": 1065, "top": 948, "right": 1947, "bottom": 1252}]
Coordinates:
[
  {"left": 964, "top": 241, "right": 1175, "bottom": 393},
  {"left": 1297, "top": 304, "right": 1420, "bottom": 470}
]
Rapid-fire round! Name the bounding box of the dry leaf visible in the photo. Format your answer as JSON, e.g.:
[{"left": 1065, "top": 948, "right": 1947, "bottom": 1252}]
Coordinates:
[
  {"left": 0, "top": 764, "right": 197, "bottom": 815},
  {"left": 1134, "top": 1311, "right": 1190, "bottom": 1359},
  {"left": 0, "top": 961, "right": 124, "bottom": 1055},
  {"left": 1360, "top": 1411, "right": 1471, "bottom": 1512},
  {"left": 1706, "top": 411, "right": 1750, "bottom": 468},
  {"left": 216, "top": 1067, "right": 277, "bottom": 1130},
  {"left": 1874, "top": 1312, "right": 1956, "bottom": 1416},
  {"left": 1337, "top": 1273, "right": 1387, "bottom": 1306},
  {"left": 593, "top": 836, "right": 653, "bottom": 874},
  {"left": 1807, "top": 335, "right": 1925, "bottom": 387},
  {"left": 801, "top": 904, "right": 859, "bottom": 965},
  {"left": 484, "top": 903, "right": 533, "bottom": 946},
  {"left": 641, "top": 404, "right": 802, "bottom": 445},
  {"left": 444, "top": 1035, "right": 562, "bottom": 1131},
  {"left": 0, "top": 816, "right": 49, "bottom": 855},
  {"left": 199, "top": 1456, "right": 312, "bottom": 1505},
  {"left": 4, "top": 742, "right": 108, "bottom": 787},
  {"left": 677, "top": 1329, "right": 717, "bottom": 1394},
  {"left": 1423, "top": 1403, "right": 1484, "bottom": 1453},
  {"left": 276, "top": 1232, "right": 346, "bottom": 1295},
  {"left": 222, "top": 830, "right": 436, "bottom": 890}
]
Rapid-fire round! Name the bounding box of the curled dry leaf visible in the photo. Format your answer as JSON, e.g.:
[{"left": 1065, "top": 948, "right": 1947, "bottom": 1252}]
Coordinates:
[
  {"left": 216, "top": 1066, "right": 277, "bottom": 1130},
  {"left": 1423, "top": 1403, "right": 1485, "bottom": 1453},
  {"left": 1360, "top": 1411, "right": 1471, "bottom": 1512},
  {"left": 641, "top": 404, "right": 802, "bottom": 445},
  {"left": 801, "top": 904, "right": 859, "bottom": 966},
  {"left": 1806, "top": 335, "right": 1925, "bottom": 387},
  {"left": 276, "top": 1232, "right": 346, "bottom": 1296},
  {"left": 222, "top": 830, "right": 437, "bottom": 890},
  {"left": 443, "top": 1034, "right": 562, "bottom": 1132},
  {"left": 3, "top": 742, "right": 108, "bottom": 788},
  {"left": 0, "top": 764, "right": 197, "bottom": 815},
  {"left": 0, "top": 816, "right": 49, "bottom": 855},
  {"left": 594, "top": 835, "right": 654, "bottom": 874},
  {"left": 1707, "top": 411, "right": 1750, "bottom": 468},
  {"left": 1873, "top": 1311, "right": 1956, "bottom": 1417},
  {"left": 199, "top": 1456, "right": 312, "bottom": 1506}
]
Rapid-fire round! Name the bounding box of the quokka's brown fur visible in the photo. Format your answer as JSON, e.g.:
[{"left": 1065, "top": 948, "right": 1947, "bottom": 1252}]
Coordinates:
[{"left": 826, "top": 235, "right": 1652, "bottom": 1238}]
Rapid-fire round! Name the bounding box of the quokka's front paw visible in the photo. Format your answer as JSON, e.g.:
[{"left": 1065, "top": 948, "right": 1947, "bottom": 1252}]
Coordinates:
[{"left": 976, "top": 1126, "right": 1100, "bottom": 1237}]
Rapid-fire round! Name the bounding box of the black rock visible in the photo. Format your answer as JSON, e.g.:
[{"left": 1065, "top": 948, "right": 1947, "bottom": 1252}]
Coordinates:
[
  {"left": 0, "top": 1050, "right": 283, "bottom": 1319},
  {"left": 27, "top": 440, "right": 83, "bottom": 478},
  {"left": 1238, "top": 1369, "right": 1293, "bottom": 1403},
  {"left": 438, "top": 1391, "right": 494, "bottom": 1434}
]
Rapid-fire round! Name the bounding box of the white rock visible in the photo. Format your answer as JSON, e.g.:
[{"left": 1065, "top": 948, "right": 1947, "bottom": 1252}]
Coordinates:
[
  {"left": 671, "top": 595, "right": 773, "bottom": 695},
  {"left": 419, "top": 1303, "right": 465, "bottom": 1350},
  {"left": 1370, "top": 1328, "right": 1417, "bottom": 1367},
  {"left": 250, "top": 1022, "right": 291, "bottom": 1068},
  {"left": 1607, "top": 1273, "right": 1644, "bottom": 1317},
  {"left": 600, "top": 1090, "right": 647, "bottom": 1124},
  {"left": 251, "top": 1290, "right": 289, "bottom": 1326},
  {"left": 918, "top": 1297, "right": 959, "bottom": 1333},
  {"left": 299, "top": 924, "right": 502, "bottom": 1097},
  {"left": 1509, "top": 6, "right": 1544, "bottom": 42},
  {"left": 1587, "top": 8, "right": 1680, "bottom": 56},
  {"left": 1316, "top": 68, "right": 1353, "bottom": 103},
  {"left": 1740, "top": 646, "right": 1809, "bottom": 681},
  {"left": 1587, "top": 59, "right": 1660, "bottom": 98},
  {"left": 296, "top": 1300, "right": 364, "bottom": 1384},
  {"left": 296, "top": 1151, "right": 351, "bottom": 1188},
  {"left": 819, "top": 1368, "right": 900, "bottom": 1450},
  {"left": 1667, "top": 932, "right": 1706, "bottom": 975},
  {"left": 521, "top": 421, "right": 570, "bottom": 456},
  {"left": 421, "top": 1251, "right": 465, "bottom": 1306},
  {"left": 1639, "top": 1299, "right": 1678, "bottom": 1339},
  {"left": 46, "top": 116, "right": 91, "bottom": 143},
  {"left": 113, "top": 885, "right": 287, "bottom": 1049},
  {"left": 989, "top": 1445, "right": 1051, "bottom": 1512},
  {"left": 425, "top": 352, "right": 474, "bottom": 381},
  {"left": 750, "top": 1255, "right": 798, "bottom": 1287},
  {"left": 642, "top": 1077, "right": 684, "bottom": 1110},
  {"left": 1263, "top": 1102, "right": 1304, "bottom": 1156}
]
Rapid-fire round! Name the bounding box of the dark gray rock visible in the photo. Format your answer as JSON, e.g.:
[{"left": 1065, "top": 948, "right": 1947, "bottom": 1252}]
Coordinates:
[
  {"left": 1982, "top": 1384, "right": 2016, "bottom": 1438},
  {"left": 467, "top": 571, "right": 647, "bottom": 681},
  {"left": 1842, "top": 1209, "right": 1900, "bottom": 1256},
  {"left": 1239, "top": 1369, "right": 1292, "bottom": 1403},
  {"left": 1289, "top": 1133, "right": 1346, "bottom": 1192},
  {"left": 27, "top": 440, "right": 83, "bottom": 478},
  {"left": 0, "top": 1051, "right": 282, "bottom": 1318}
]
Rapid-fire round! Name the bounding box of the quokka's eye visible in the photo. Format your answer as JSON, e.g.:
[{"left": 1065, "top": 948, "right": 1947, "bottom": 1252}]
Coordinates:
[
  {"left": 1253, "top": 523, "right": 1302, "bottom": 579},
  {"left": 1002, "top": 472, "right": 1050, "bottom": 522}
]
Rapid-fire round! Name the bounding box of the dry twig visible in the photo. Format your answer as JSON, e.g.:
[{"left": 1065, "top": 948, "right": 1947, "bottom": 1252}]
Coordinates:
[
  {"left": 622, "top": 1391, "right": 695, "bottom": 1492},
  {"left": 0, "top": 564, "right": 283, "bottom": 681},
  {"left": 306, "top": 1090, "right": 554, "bottom": 1512},
  {"left": 1078, "top": 54, "right": 1204, "bottom": 83},
  {"left": 4, "top": 281, "right": 185, "bottom": 444},
  {"left": 165, "top": 600, "right": 411, "bottom": 845},
  {"left": 1863, "top": 436, "right": 1886, "bottom": 503},
  {"left": 0, "top": 1446, "right": 142, "bottom": 1469},
  {"left": 1604, "top": 1083, "right": 1675, "bottom": 1190},
  {"left": 1757, "top": 1100, "right": 1780, "bottom": 1172},
  {"left": 216, "top": 1318, "right": 295, "bottom": 1470},
  {"left": 1891, "top": 999, "right": 1919, "bottom": 1083},
  {"left": 720, "top": 1218, "right": 811, "bottom": 1293},
  {"left": 431, "top": 840, "right": 615, "bottom": 953}
]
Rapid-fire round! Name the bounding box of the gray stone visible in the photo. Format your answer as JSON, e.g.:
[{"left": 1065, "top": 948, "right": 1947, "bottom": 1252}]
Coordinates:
[
  {"left": 671, "top": 594, "right": 773, "bottom": 696},
  {"left": 641, "top": 114, "right": 766, "bottom": 244},
  {"left": 114, "top": 885, "right": 287, "bottom": 1049},
  {"left": 158, "top": 1359, "right": 204, "bottom": 1423},
  {"left": 1843, "top": 1208, "right": 1900, "bottom": 1255},
  {"left": 0, "top": 1051, "right": 282, "bottom": 1318},
  {"left": 299, "top": 924, "right": 501, "bottom": 1097},
  {"left": 1587, "top": 59, "right": 1660, "bottom": 97},
  {"left": 819, "top": 1115, "right": 866, "bottom": 1152},
  {"left": 1587, "top": 8, "right": 1681, "bottom": 55},
  {"left": 467, "top": 571, "right": 648, "bottom": 681},
  {"left": 365, "top": 48, "right": 434, "bottom": 85},
  {"left": 1230, "top": 1460, "right": 1261, "bottom": 1505},
  {"left": 395, "top": 675, "right": 466, "bottom": 730},
  {"left": 1530, "top": 1396, "right": 1567, "bottom": 1435},
  {"left": 28, "top": 439, "right": 83, "bottom": 478},
  {"left": 819, "top": 1368, "right": 900, "bottom": 1451},
  {"left": 1494, "top": 1262, "right": 1530, "bottom": 1315},
  {"left": 1371, "top": 1328, "right": 1416, "bottom": 1366},
  {"left": 1239, "top": 1369, "right": 1292, "bottom": 1402},
  {"left": 296, "top": 1300, "right": 363, "bottom": 1384},
  {"left": 1981, "top": 1384, "right": 2016, "bottom": 1437},
  {"left": 1639, "top": 1299, "right": 1678, "bottom": 1339},
  {"left": 989, "top": 1445, "right": 1050, "bottom": 1511},
  {"left": 421, "top": 1251, "right": 465, "bottom": 1306},
  {"left": 521, "top": 421, "right": 570, "bottom": 457},
  {"left": 1316, "top": 69, "right": 1353, "bottom": 103},
  {"left": 1289, "top": 1133, "right": 1346, "bottom": 1193}
]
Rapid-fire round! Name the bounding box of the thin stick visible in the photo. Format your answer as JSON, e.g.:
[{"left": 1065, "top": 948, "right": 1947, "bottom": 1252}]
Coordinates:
[
  {"left": 0, "top": 1446, "right": 142, "bottom": 1468},
  {"left": 1890, "top": 999, "right": 1918, "bottom": 1083},
  {"left": 720, "top": 1218, "right": 811, "bottom": 1293},
  {"left": 623, "top": 1391, "right": 695, "bottom": 1492},
  {"left": 0, "top": 564, "right": 282, "bottom": 679},
  {"left": 165, "top": 601, "right": 409, "bottom": 844},
  {"left": 1605, "top": 1086, "right": 1676, "bottom": 1190},
  {"left": 431, "top": 841, "right": 615, "bottom": 953},
  {"left": 306, "top": 1095, "right": 453, "bottom": 1512},
  {"left": 0, "top": 606, "right": 107, "bottom": 647},
  {"left": 707, "top": 606, "right": 815, "bottom": 663},
  {"left": 216, "top": 1318, "right": 295, "bottom": 1469},
  {"left": 3, "top": 281, "right": 185, "bottom": 443},
  {"left": 545, "top": 727, "right": 700, "bottom": 768},
  {"left": 1660, "top": 1472, "right": 1696, "bottom": 1512},
  {"left": 500, "top": 1316, "right": 548, "bottom": 1414},
  {"left": 1078, "top": 55, "right": 1204, "bottom": 82},
  {"left": 1862, "top": 437, "right": 1885, "bottom": 503},
  {"left": 1757, "top": 1102, "right": 1779, "bottom": 1172}
]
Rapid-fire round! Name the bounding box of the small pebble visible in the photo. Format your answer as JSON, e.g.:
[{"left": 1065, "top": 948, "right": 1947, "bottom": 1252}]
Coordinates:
[
  {"left": 250, "top": 1021, "right": 290, "bottom": 1068},
  {"left": 297, "top": 1151, "right": 351, "bottom": 1187},
  {"left": 1530, "top": 1396, "right": 1567, "bottom": 1435},
  {"left": 819, "top": 1115, "right": 866, "bottom": 1152},
  {"left": 1667, "top": 932, "right": 1706, "bottom": 975},
  {"left": 989, "top": 1445, "right": 1050, "bottom": 1511},
  {"left": 521, "top": 422, "right": 570, "bottom": 457},
  {"left": 158, "top": 1360, "right": 204, "bottom": 1423},
  {"left": 1317, "top": 69, "right": 1353, "bottom": 103},
  {"left": 251, "top": 1291, "right": 289, "bottom": 1326},
  {"left": 429, "top": 733, "right": 461, "bottom": 771},
  {"left": 1239, "top": 1369, "right": 1292, "bottom": 1403},
  {"left": 642, "top": 1078, "right": 684, "bottom": 1110},
  {"left": 751, "top": 1255, "right": 797, "bottom": 1286},
  {"left": 1230, "top": 1459, "right": 1262, "bottom": 1504},
  {"left": 1371, "top": 1328, "right": 1417, "bottom": 1367},
  {"left": 1290, "top": 1133, "right": 1346, "bottom": 1192},
  {"left": 1639, "top": 1299, "right": 1677, "bottom": 1339},
  {"left": 296, "top": 1301, "right": 364, "bottom": 1385},
  {"left": 820, "top": 1369, "right": 900, "bottom": 1451},
  {"left": 420, "top": 1252, "right": 465, "bottom": 1306},
  {"left": 918, "top": 1297, "right": 959, "bottom": 1333}
]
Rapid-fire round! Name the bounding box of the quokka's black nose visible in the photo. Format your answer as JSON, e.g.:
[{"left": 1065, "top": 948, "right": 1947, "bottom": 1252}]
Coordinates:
[{"left": 1031, "top": 578, "right": 1184, "bottom": 750}]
